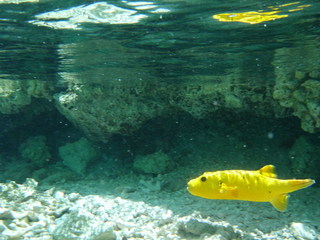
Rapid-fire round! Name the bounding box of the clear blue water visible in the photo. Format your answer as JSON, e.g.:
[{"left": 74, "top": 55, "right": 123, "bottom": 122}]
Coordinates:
[
  {"left": 0, "top": 0, "right": 319, "bottom": 184},
  {"left": 0, "top": 4, "right": 319, "bottom": 239},
  {"left": 0, "top": 0, "right": 319, "bottom": 83}
]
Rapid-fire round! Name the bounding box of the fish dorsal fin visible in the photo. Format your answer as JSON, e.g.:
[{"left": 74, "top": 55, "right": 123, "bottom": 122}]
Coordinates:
[{"left": 259, "top": 165, "right": 277, "bottom": 178}]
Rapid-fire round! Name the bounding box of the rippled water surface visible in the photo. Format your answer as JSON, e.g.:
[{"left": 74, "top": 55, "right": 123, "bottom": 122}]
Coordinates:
[{"left": 0, "top": 0, "right": 319, "bottom": 85}]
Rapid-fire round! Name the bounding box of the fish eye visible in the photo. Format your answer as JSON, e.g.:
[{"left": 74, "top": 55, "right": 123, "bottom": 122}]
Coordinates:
[{"left": 200, "top": 176, "right": 207, "bottom": 182}]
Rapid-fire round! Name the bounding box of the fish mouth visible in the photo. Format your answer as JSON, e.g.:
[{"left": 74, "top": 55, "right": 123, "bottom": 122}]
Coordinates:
[
  {"left": 187, "top": 185, "right": 200, "bottom": 197},
  {"left": 187, "top": 180, "right": 202, "bottom": 197},
  {"left": 186, "top": 183, "right": 194, "bottom": 194}
]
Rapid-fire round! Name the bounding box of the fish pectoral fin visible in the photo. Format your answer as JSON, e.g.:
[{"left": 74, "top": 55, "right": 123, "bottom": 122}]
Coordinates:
[
  {"left": 219, "top": 183, "right": 238, "bottom": 197},
  {"left": 270, "top": 194, "right": 288, "bottom": 212}
]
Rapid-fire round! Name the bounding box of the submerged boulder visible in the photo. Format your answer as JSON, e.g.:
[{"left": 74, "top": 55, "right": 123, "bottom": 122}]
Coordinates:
[
  {"left": 54, "top": 82, "right": 168, "bottom": 143},
  {"left": 19, "top": 135, "right": 51, "bottom": 168},
  {"left": 133, "top": 150, "right": 175, "bottom": 175},
  {"left": 273, "top": 46, "right": 320, "bottom": 133},
  {"left": 58, "top": 137, "right": 101, "bottom": 175},
  {"left": 53, "top": 39, "right": 283, "bottom": 143},
  {"left": 0, "top": 79, "right": 53, "bottom": 114}
]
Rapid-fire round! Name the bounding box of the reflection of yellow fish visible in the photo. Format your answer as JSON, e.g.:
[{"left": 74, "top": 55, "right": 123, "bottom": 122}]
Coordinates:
[
  {"left": 187, "top": 165, "right": 315, "bottom": 211},
  {"left": 213, "top": 11, "right": 288, "bottom": 24},
  {"left": 212, "top": 1, "right": 311, "bottom": 24}
]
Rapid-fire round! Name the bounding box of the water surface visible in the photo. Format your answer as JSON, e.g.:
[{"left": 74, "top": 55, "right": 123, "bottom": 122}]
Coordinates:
[{"left": 0, "top": 0, "right": 319, "bottom": 85}]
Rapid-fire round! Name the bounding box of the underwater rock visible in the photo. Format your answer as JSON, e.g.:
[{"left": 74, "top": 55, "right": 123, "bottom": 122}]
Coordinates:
[
  {"left": 133, "top": 150, "right": 175, "bottom": 174},
  {"left": 0, "top": 80, "right": 53, "bottom": 114},
  {"left": 295, "top": 70, "right": 307, "bottom": 81},
  {"left": 273, "top": 46, "right": 320, "bottom": 133},
  {"left": 58, "top": 137, "right": 100, "bottom": 175},
  {"left": 53, "top": 39, "right": 287, "bottom": 142},
  {"left": 168, "top": 82, "right": 270, "bottom": 119},
  {"left": 19, "top": 135, "right": 51, "bottom": 168},
  {"left": 0, "top": 178, "right": 37, "bottom": 202},
  {"left": 177, "top": 216, "right": 240, "bottom": 239},
  {"left": 0, "top": 80, "right": 32, "bottom": 114},
  {"left": 54, "top": 77, "right": 282, "bottom": 142},
  {"left": 224, "top": 94, "right": 242, "bottom": 109},
  {"left": 288, "top": 136, "right": 320, "bottom": 179},
  {"left": 52, "top": 208, "right": 117, "bottom": 240},
  {"left": 308, "top": 70, "right": 320, "bottom": 79},
  {"left": 290, "top": 222, "right": 318, "bottom": 240},
  {"left": 54, "top": 83, "right": 168, "bottom": 143},
  {"left": 0, "top": 179, "right": 60, "bottom": 240}
]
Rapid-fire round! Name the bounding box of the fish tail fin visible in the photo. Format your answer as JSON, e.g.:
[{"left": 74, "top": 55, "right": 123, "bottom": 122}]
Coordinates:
[
  {"left": 287, "top": 179, "right": 315, "bottom": 193},
  {"left": 271, "top": 179, "right": 315, "bottom": 211},
  {"left": 270, "top": 194, "right": 288, "bottom": 212}
]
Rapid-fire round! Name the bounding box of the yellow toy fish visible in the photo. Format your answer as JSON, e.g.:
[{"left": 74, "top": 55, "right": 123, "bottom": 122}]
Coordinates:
[{"left": 187, "top": 165, "right": 315, "bottom": 211}]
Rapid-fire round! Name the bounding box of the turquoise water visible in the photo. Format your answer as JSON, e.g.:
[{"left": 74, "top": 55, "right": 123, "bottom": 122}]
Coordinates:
[
  {"left": 0, "top": 0, "right": 319, "bottom": 176},
  {"left": 0, "top": 1, "right": 319, "bottom": 239},
  {"left": 0, "top": 0, "right": 319, "bottom": 177},
  {"left": 0, "top": 0, "right": 319, "bottom": 187},
  {"left": 1, "top": 0, "right": 319, "bottom": 82}
]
